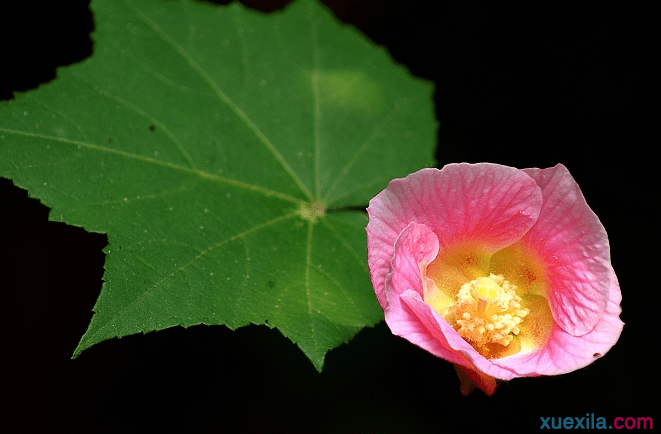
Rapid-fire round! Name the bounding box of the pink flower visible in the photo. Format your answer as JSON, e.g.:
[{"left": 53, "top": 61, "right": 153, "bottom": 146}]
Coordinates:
[{"left": 366, "top": 163, "right": 623, "bottom": 395}]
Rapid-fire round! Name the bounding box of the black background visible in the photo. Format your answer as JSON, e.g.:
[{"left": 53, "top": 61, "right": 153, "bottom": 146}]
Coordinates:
[{"left": 1, "top": 0, "right": 658, "bottom": 432}]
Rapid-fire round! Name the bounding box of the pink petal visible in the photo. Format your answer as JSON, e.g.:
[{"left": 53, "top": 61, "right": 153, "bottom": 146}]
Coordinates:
[
  {"left": 367, "top": 163, "right": 543, "bottom": 310},
  {"left": 491, "top": 267, "right": 623, "bottom": 376},
  {"left": 381, "top": 222, "right": 472, "bottom": 367},
  {"left": 394, "top": 291, "right": 520, "bottom": 381},
  {"left": 380, "top": 223, "right": 522, "bottom": 386},
  {"left": 390, "top": 290, "right": 482, "bottom": 371},
  {"left": 383, "top": 222, "right": 439, "bottom": 310},
  {"left": 521, "top": 164, "right": 611, "bottom": 336}
]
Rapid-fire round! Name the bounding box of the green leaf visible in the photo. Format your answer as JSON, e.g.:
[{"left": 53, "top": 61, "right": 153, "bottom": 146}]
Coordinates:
[{"left": 0, "top": 0, "right": 436, "bottom": 369}]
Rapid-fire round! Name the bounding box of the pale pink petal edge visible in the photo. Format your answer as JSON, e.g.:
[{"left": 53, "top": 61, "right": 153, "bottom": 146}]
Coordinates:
[
  {"left": 492, "top": 266, "right": 623, "bottom": 376},
  {"left": 522, "top": 164, "right": 611, "bottom": 336},
  {"left": 382, "top": 222, "right": 439, "bottom": 311}
]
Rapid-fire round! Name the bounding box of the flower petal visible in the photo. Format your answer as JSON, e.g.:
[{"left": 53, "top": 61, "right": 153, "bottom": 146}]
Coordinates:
[
  {"left": 521, "top": 164, "right": 611, "bottom": 336},
  {"left": 491, "top": 267, "right": 623, "bottom": 376},
  {"left": 394, "top": 291, "right": 520, "bottom": 382},
  {"left": 380, "top": 222, "right": 473, "bottom": 367},
  {"left": 367, "top": 163, "right": 543, "bottom": 308},
  {"left": 380, "top": 223, "right": 519, "bottom": 383},
  {"left": 382, "top": 222, "right": 439, "bottom": 309}
]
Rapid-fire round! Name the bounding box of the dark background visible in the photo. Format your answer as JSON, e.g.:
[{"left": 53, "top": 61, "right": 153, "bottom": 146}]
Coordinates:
[{"left": 1, "top": 0, "right": 657, "bottom": 432}]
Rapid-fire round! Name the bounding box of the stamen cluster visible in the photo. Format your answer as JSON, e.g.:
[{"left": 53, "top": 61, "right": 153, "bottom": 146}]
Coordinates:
[{"left": 445, "top": 274, "right": 529, "bottom": 354}]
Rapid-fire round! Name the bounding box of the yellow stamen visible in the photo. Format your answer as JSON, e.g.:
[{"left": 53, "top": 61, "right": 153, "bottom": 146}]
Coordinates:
[{"left": 444, "top": 273, "right": 529, "bottom": 358}]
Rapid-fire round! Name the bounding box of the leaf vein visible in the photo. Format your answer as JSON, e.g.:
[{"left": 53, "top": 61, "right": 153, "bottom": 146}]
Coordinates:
[
  {"left": 75, "top": 77, "right": 199, "bottom": 171},
  {"left": 321, "top": 217, "right": 369, "bottom": 272},
  {"left": 0, "top": 127, "right": 302, "bottom": 203},
  {"left": 83, "top": 210, "right": 299, "bottom": 344},
  {"left": 230, "top": 6, "right": 250, "bottom": 106},
  {"left": 73, "top": 181, "right": 197, "bottom": 208},
  {"left": 323, "top": 109, "right": 396, "bottom": 203},
  {"left": 124, "top": 0, "right": 314, "bottom": 201},
  {"left": 311, "top": 9, "right": 321, "bottom": 200},
  {"left": 116, "top": 42, "right": 214, "bottom": 97},
  {"left": 305, "top": 219, "right": 318, "bottom": 355},
  {"left": 310, "top": 264, "right": 367, "bottom": 323},
  {"left": 325, "top": 177, "right": 392, "bottom": 205}
]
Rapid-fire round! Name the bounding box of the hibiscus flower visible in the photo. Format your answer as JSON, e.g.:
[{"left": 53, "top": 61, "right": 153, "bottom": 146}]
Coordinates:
[{"left": 366, "top": 163, "right": 623, "bottom": 395}]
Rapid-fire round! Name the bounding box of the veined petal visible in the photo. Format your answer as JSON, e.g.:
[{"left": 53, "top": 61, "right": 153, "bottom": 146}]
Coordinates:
[
  {"left": 521, "top": 164, "right": 611, "bottom": 336},
  {"left": 382, "top": 223, "right": 522, "bottom": 384},
  {"left": 491, "top": 268, "right": 623, "bottom": 376},
  {"left": 381, "top": 223, "right": 475, "bottom": 369},
  {"left": 367, "top": 163, "right": 543, "bottom": 307},
  {"left": 394, "top": 291, "right": 521, "bottom": 382},
  {"left": 375, "top": 164, "right": 543, "bottom": 249},
  {"left": 367, "top": 219, "right": 402, "bottom": 310},
  {"left": 382, "top": 222, "right": 439, "bottom": 310}
]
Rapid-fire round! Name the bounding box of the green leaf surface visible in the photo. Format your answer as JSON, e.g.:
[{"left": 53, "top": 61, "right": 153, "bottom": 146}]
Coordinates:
[{"left": 0, "top": 0, "right": 436, "bottom": 369}]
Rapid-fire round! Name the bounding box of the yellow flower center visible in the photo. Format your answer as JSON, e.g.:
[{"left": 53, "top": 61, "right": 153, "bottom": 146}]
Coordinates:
[{"left": 444, "top": 274, "right": 529, "bottom": 357}]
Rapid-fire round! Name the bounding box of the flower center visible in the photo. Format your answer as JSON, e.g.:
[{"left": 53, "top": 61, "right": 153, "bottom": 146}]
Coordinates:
[{"left": 444, "top": 274, "right": 529, "bottom": 356}]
